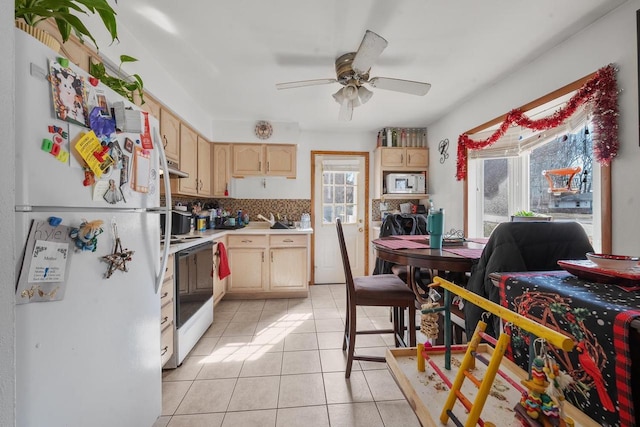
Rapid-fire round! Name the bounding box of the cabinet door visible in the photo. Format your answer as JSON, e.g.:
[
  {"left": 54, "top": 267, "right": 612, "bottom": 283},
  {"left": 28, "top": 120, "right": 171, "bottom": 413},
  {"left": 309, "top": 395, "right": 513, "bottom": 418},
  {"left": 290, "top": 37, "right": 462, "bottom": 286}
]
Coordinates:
[
  {"left": 270, "top": 247, "right": 307, "bottom": 291},
  {"left": 178, "top": 124, "right": 199, "bottom": 195},
  {"left": 197, "top": 136, "right": 212, "bottom": 196},
  {"left": 266, "top": 145, "right": 296, "bottom": 177},
  {"left": 160, "top": 109, "right": 180, "bottom": 162},
  {"left": 193, "top": 249, "right": 214, "bottom": 293},
  {"left": 140, "top": 95, "right": 161, "bottom": 121},
  {"left": 232, "top": 144, "right": 263, "bottom": 176},
  {"left": 380, "top": 148, "right": 406, "bottom": 168},
  {"left": 212, "top": 144, "right": 231, "bottom": 197},
  {"left": 227, "top": 248, "right": 267, "bottom": 292},
  {"left": 406, "top": 148, "right": 429, "bottom": 168}
]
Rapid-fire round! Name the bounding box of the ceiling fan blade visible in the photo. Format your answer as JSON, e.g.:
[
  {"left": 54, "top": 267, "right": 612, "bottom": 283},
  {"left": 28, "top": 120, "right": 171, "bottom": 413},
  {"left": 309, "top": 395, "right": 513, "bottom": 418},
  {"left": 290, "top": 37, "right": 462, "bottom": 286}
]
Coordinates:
[
  {"left": 275, "top": 78, "right": 337, "bottom": 90},
  {"left": 368, "top": 77, "right": 431, "bottom": 96},
  {"left": 338, "top": 99, "right": 353, "bottom": 121},
  {"left": 351, "top": 30, "right": 388, "bottom": 75}
]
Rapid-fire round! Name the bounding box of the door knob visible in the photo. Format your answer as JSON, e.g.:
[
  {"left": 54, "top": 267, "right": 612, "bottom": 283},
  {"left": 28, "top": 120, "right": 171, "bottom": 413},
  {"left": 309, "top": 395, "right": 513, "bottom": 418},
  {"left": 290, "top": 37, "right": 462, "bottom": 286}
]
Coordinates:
[{"left": 359, "top": 228, "right": 363, "bottom": 232}]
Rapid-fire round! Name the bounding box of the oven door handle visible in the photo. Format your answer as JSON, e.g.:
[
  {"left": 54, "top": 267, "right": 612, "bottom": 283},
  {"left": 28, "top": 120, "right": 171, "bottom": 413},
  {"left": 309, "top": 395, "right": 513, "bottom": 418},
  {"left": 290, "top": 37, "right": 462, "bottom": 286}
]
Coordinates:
[{"left": 176, "top": 241, "right": 214, "bottom": 258}]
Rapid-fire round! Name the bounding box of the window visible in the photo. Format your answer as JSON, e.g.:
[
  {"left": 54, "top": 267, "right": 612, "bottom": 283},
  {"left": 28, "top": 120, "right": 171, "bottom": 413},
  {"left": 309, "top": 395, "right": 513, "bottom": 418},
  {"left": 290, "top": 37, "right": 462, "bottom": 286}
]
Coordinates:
[
  {"left": 322, "top": 171, "right": 358, "bottom": 224},
  {"left": 467, "top": 96, "right": 603, "bottom": 250},
  {"left": 473, "top": 125, "right": 595, "bottom": 243}
]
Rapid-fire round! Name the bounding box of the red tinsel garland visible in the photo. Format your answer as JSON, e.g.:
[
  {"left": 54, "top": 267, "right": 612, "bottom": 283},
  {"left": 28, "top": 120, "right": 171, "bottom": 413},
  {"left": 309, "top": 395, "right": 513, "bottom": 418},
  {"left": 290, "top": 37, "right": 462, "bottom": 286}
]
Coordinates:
[{"left": 456, "top": 64, "right": 619, "bottom": 181}]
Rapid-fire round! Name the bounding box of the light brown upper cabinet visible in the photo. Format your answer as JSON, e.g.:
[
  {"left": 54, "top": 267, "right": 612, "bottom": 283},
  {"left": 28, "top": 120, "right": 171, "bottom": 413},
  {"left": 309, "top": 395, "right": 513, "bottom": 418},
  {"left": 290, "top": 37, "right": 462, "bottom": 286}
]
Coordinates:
[
  {"left": 212, "top": 144, "right": 231, "bottom": 197},
  {"left": 197, "top": 136, "right": 212, "bottom": 195},
  {"left": 158, "top": 108, "right": 180, "bottom": 163},
  {"left": 379, "top": 147, "right": 429, "bottom": 169},
  {"left": 171, "top": 125, "right": 212, "bottom": 196},
  {"left": 231, "top": 144, "right": 296, "bottom": 178}
]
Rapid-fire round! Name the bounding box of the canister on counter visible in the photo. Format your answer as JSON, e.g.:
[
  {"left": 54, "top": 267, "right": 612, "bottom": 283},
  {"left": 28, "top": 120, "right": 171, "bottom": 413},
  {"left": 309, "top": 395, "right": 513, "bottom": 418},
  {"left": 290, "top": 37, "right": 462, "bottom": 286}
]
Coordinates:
[{"left": 196, "top": 215, "right": 207, "bottom": 232}]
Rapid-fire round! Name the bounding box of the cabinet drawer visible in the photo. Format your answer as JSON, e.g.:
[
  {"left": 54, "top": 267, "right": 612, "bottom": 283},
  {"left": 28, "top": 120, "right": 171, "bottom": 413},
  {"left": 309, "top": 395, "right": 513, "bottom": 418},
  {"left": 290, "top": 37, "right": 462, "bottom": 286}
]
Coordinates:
[
  {"left": 164, "top": 254, "right": 175, "bottom": 280},
  {"left": 160, "top": 301, "right": 174, "bottom": 331},
  {"left": 160, "top": 277, "right": 174, "bottom": 307},
  {"left": 160, "top": 325, "right": 174, "bottom": 367},
  {"left": 227, "top": 234, "right": 267, "bottom": 248},
  {"left": 269, "top": 234, "right": 307, "bottom": 247}
]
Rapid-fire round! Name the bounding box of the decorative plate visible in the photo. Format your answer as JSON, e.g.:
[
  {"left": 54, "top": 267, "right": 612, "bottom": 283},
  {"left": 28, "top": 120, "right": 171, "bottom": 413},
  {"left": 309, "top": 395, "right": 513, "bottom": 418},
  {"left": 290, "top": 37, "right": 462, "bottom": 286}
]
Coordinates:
[
  {"left": 585, "top": 252, "right": 640, "bottom": 271},
  {"left": 557, "top": 259, "right": 640, "bottom": 286},
  {"left": 254, "top": 120, "right": 273, "bottom": 140}
]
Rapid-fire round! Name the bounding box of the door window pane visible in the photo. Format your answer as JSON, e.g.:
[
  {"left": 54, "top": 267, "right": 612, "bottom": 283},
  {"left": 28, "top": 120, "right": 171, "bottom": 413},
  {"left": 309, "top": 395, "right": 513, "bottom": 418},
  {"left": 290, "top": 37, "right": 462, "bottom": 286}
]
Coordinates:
[{"left": 322, "top": 171, "right": 359, "bottom": 224}]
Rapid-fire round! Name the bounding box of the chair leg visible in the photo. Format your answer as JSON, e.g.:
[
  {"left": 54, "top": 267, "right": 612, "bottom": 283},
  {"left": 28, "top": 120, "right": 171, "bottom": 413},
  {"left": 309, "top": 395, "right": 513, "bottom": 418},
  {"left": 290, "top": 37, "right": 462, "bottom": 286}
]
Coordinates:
[
  {"left": 392, "top": 307, "right": 402, "bottom": 347},
  {"left": 342, "top": 297, "right": 349, "bottom": 351},
  {"left": 345, "top": 301, "right": 358, "bottom": 378},
  {"left": 408, "top": 304, "right": 416, "bottom": 347}
]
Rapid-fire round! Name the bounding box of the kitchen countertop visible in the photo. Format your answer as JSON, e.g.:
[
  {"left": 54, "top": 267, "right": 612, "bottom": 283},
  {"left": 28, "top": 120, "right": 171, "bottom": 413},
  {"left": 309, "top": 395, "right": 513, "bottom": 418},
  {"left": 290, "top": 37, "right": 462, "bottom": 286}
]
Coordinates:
[{"left": 162, "top": 223, "right": 313, "bottom": 254}]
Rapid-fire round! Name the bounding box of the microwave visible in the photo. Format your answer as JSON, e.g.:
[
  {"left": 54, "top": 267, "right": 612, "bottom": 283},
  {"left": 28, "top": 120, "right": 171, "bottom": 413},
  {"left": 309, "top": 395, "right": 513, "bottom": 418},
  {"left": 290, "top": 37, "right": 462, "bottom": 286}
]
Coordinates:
[{"left": 385, "top": 172, "right": 427, "bottom": 194}]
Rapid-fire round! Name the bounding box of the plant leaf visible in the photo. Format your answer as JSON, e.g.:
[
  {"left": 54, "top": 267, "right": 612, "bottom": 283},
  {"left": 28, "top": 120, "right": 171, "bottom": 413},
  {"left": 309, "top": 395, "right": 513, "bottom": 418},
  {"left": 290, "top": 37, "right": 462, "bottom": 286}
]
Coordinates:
[{"left": 119, "top": 55, "right": 138, "bottom": 63}]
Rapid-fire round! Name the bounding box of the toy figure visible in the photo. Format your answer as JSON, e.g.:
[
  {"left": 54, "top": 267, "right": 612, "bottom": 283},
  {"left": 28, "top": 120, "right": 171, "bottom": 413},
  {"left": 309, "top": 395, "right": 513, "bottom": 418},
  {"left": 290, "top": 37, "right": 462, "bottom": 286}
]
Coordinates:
[{"left": 69, "top": 219, "right": 104, "bottom": 252}]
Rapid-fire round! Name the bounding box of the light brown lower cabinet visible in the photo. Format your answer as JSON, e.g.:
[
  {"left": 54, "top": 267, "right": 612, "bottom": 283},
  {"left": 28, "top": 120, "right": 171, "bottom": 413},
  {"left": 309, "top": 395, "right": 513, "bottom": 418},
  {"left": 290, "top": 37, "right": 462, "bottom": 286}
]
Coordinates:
[
  {"left": 160, "top": 254, "right": 175, "bottom": 367},
  {"left": 226, "top": 233, "right": 309, "bottom": 298}
]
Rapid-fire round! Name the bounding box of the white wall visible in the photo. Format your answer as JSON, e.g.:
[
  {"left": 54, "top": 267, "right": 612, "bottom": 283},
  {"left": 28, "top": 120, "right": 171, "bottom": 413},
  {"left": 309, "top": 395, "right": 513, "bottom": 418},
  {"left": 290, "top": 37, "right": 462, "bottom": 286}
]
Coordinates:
[
  {"left": 427, "top": 0, "right": 639, "bottom": 254},
  {"left": 1, "top": 0, "right": 16, "bottom": 424}
]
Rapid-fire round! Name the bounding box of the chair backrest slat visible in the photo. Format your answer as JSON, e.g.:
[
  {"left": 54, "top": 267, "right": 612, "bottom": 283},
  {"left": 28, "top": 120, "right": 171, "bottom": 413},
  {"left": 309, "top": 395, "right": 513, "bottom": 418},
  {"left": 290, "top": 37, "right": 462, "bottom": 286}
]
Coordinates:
[{"left": 336, "top": 218, "right": 356, "bottom": 296}]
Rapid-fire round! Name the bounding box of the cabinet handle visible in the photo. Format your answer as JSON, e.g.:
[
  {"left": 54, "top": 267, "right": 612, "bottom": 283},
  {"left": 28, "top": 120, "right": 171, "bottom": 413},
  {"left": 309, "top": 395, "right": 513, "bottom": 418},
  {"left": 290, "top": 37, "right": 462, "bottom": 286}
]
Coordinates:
[
  {"left": 161, "top": 291, "right": 169, "bottom": 299},
  {"left": 241, "top": 239, "right": 253, "bottom": 243},
  {"left": 408, "top": 154, "right": 411, "bottom": 163},
  {"left": 400, "top": 154, "right": 403, "bottom": 164},
  {"left": 271, "top": 252, "right": 273, "bottom": 262},
  {"left": 259, "top": 161, "right": 262, "bottom": 171},
  {"left": 262, "top": 252, "right": 264, "bottom": 262},
  {"left": 161, "top": 346, "right": 168, "bottom": 356},
  {"left": 161, "top": 316, "right": 169, "bottom": 325},
  {"left": 199, "top": 179, "right": 203, "bottom": 190},
  {"left": 163, "top": 135, "right": 168, "bottom": 148},
  {"left": 267, "top": 161, "right": 270, "bottom": 172},
  {"left": 283, "top": 239, "right": 294, "bottom": 243}
]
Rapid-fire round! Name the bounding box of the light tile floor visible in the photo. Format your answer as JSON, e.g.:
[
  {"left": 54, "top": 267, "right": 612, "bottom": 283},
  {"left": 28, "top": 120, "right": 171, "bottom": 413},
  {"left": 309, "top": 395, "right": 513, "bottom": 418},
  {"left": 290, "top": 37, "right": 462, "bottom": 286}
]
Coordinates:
[{"left": 153, "top": 284, "right": 425, "bottom": 427}]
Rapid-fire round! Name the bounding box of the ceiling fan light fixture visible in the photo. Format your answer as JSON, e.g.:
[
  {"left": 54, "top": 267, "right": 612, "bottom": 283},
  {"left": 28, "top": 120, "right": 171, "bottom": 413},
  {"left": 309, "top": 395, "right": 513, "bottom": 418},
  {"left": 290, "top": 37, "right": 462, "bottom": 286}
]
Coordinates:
[
  {"left": 343, "top": 84, "right": 359, "bottom": 101},
  {"left": 358, "top": 86, "right": 373, "bottom": 104},
  {"left": 332, "top": 88, "right": 345, "bottom": 104}
]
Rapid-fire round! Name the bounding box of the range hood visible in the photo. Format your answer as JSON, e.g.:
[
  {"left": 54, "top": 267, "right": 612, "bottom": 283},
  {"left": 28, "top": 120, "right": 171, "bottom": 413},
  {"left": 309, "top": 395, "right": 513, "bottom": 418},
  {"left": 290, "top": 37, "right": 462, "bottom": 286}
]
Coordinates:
[{"left": 160, "top": 159, "right": 189, "bottom": 178}]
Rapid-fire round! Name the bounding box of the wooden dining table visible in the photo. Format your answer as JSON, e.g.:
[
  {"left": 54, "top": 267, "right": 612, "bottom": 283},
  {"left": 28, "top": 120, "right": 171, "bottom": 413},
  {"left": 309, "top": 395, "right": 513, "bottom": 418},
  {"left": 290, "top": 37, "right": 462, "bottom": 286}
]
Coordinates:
[
  {"left": 372, "top": 236, "right": 486, "bottom": 302},
  {"left": 372, "top": 236, "right": 487, "bottom": 345}
]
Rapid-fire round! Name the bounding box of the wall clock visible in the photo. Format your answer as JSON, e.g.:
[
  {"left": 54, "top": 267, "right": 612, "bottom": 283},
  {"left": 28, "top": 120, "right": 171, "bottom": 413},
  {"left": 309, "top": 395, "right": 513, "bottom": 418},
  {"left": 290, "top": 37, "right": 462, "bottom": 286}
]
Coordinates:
[{"left": 255, "top": 120, "right": 273, "bottom": 140}]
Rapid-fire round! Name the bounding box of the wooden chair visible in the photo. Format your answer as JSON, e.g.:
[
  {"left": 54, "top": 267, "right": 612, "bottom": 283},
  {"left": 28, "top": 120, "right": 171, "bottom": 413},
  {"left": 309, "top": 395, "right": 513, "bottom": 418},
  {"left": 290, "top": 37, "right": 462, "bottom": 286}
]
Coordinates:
[{"left": 336, "top": 218, "right": 416, "bottom": 378}]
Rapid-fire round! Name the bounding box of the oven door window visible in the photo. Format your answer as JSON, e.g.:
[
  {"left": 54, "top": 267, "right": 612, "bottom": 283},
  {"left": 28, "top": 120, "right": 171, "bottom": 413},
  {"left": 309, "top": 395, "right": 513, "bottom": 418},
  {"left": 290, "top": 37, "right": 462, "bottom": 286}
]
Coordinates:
[{"left": 175, "top": 241, "right": 214, "bottom": 328}]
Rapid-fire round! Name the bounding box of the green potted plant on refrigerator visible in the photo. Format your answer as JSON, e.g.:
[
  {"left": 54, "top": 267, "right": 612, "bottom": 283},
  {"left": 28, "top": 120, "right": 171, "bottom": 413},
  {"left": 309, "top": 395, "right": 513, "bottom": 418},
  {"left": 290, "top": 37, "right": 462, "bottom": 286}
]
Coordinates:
[{"left": 15, "top": 0, "right": 119, "bottom": 52}]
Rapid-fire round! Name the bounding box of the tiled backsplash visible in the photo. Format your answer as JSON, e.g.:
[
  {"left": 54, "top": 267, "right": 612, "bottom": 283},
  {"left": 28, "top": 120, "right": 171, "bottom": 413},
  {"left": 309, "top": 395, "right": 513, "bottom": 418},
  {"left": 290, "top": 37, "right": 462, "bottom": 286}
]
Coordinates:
[
  {"left": 163, "top": 196, "right": 423, "bottom": 222},
  {"left": 161, "top": 196, "right": 311, "bottom": 221}
]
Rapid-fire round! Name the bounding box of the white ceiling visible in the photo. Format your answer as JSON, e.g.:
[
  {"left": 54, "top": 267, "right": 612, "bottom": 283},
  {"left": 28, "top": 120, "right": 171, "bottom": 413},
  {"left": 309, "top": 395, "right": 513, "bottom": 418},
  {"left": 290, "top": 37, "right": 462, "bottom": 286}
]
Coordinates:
[{"left": 112, "top": 0, "right": 627, "bottom": 133}]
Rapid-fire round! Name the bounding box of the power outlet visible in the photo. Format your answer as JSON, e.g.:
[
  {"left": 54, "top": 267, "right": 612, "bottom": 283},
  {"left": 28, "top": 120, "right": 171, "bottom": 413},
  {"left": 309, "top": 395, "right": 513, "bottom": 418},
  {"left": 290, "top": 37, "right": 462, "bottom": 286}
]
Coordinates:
[{"left": 379, "top": 202, "right": 388, "bottom": 211}]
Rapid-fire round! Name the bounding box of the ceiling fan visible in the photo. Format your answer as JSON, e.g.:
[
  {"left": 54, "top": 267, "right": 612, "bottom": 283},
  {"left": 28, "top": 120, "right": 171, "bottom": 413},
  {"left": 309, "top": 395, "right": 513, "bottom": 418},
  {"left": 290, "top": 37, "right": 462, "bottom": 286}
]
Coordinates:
[{"left": 275, "top": 30, "right": 431, "bottom": 121}]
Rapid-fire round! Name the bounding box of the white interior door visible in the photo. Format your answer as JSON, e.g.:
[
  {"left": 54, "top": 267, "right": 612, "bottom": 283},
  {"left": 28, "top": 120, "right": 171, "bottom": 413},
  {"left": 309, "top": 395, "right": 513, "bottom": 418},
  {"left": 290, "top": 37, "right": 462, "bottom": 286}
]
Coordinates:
[{"left": 314, "top": 154, "right": 366, "bottom": 284}]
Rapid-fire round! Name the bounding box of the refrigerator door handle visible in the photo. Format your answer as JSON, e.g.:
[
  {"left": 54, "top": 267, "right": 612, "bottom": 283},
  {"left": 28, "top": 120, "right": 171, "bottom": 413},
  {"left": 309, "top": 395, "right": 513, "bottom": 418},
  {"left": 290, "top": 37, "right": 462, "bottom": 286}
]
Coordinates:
[{"left": 156, "top": 126, "right": 172, "bottom": 294}]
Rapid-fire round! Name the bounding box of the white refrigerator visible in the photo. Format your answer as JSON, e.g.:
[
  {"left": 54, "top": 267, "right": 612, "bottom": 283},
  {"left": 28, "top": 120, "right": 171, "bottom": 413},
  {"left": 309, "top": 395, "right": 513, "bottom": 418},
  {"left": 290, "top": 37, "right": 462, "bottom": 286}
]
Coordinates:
[{"left": 14, "top": 30, "right": 171, "bottom": 427}]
